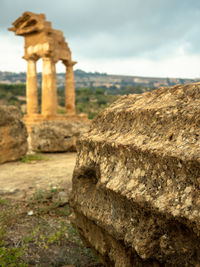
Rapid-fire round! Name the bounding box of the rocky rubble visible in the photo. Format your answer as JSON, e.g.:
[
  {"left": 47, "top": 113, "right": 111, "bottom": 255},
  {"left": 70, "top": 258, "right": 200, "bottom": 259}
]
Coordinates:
[
  {"left": 70, "top": 83, "right": 200, "bottom": 266},
  {"left": 30, "top": 121, "right": 90, "bottom": 152},
  {"left": 0, "top": 105, "right": 28, "bottom": 163}
]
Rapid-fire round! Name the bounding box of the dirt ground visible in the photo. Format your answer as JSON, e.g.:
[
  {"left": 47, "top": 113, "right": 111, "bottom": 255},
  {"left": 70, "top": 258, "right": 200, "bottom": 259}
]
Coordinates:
[
  {"left": 0, "top": 152, "right": 77, "bottom": 199},
  {"left": 0, "top": 152, "right": 104, "bottom": 266}
]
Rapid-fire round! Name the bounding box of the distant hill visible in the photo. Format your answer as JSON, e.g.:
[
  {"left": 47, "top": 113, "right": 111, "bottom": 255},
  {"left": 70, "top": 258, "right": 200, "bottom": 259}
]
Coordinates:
[
  {"left": 1, "top": 70, "right": 200, "bottom": 119},
  {"left": 0, "top": 69, "right": 199, "bottom": 90}
]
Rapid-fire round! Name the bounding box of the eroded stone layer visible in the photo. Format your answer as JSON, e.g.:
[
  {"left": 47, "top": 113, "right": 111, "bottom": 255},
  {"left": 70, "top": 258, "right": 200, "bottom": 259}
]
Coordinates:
[
  {"left": 70, "top": 83, "right": 200, "bottom": 266},
  {"left": 0, "top": 106, "right": 28, "bottom": 163}
]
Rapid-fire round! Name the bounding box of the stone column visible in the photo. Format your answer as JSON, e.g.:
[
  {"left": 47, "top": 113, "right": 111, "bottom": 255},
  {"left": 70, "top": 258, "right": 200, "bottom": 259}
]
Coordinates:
[
  {"left": 64, "top": 61, "right": 76, "bottom": 114},
  {"left": 41, "top": 57, "right": 57, "bottom": 117},
  {"left": 26, "top": 58, "right": 38, "bottom": 114}
]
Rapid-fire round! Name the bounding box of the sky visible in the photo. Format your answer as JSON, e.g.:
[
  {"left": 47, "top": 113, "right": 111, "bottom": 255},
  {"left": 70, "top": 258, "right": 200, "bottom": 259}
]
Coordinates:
[{"left": 1, "top": 0, "right": 200, "bottom": 78}]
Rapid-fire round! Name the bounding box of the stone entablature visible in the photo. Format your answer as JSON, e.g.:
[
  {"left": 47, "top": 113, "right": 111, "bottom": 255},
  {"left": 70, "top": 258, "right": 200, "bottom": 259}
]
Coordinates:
[{"left": 9, "top": 11, "right": 78, "bottom": 123}]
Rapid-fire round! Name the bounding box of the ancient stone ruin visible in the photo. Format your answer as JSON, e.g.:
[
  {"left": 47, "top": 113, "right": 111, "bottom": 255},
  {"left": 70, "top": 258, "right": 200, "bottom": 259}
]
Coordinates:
[
  {"left": 9, "top": 11, "right": 85, "bottom": 127},
  {"left": 70, "top": 83, "right": 200, "bottom": 266},
  {"left": 0, "top": 106, "right": 28, "bottom": 163},
  {"left": 30, "top": 120, "right": 90, "bottom": 153}
]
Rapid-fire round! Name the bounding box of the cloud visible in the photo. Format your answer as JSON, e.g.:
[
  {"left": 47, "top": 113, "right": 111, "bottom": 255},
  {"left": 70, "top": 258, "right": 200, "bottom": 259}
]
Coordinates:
[
  {"left": 77, "top": 53, "right": 200, "bottom": 78},
  {"left": 1, "top": 0, "right": 200, "bottom": 77}
]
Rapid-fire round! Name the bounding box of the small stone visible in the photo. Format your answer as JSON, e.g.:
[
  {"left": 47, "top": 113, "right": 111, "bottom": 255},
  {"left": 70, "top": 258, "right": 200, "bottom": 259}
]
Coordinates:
[
  {"left": 28, "top": 210, "right": 34, "bottom": 216},
  {"left": 57, "top": 191, "right": 69, "bottom": 205},
  {"left": 64, "top": 233, "right": 68, "bottom": 240}
]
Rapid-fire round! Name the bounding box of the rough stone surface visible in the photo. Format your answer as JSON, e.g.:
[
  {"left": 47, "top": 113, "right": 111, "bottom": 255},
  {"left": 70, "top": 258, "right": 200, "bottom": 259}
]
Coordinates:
[
  {"left": 30, "top": 121, "right": 90, "bottom": 152},
  {"left": 70, "top": 83, "right": 200, "bottom": 266},
  {"left": 0, "top": 105, "right": 28, "bottom": 163}
]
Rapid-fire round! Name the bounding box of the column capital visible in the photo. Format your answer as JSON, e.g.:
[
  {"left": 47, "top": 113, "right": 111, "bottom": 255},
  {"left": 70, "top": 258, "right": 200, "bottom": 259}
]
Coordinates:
[
  {"left": 23, "top": 55, "right": 39, "bottom": 62},
  {"left": 42, "top": 56, "right": 59, "bottom": 64},
  {"left": 62, "top": 60, "right": 77, "bottom": 67}
]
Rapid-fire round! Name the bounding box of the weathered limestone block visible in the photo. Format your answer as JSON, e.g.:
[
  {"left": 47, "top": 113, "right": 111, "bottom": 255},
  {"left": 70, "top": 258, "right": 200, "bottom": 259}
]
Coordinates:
[
  {"left": 30, "top": 121, "right": 90, "bottom": 152},
  {"left": 0, "top": 105, "right": 28, "bottom": 163},
  {"left": 70, "top": 83, "right": 200, "bottom": 266}
]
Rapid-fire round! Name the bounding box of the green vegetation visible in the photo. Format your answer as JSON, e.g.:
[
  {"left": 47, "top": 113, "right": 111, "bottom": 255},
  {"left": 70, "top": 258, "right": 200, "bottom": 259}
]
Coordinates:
[
  {"left": 0, "top": 83, "right": 154, "bottom": 119},
  {"left": 0, "top": 83, "right": 26, "bottom": 109},
  {"left": 0, "top": 83, "right": 26, "bottom": 96},
  {"left": 57, "top": 85, "right": 155, "bottom": 119},
  {"left": 75, "top": 87, "right": 118, "bottom": 119},
  {"left": 57, "top": 87, "right": 119, "bottom": 119},
  {"left": 21, "top": 154, "right": 49, "bottom": 163},
  {"left": 0, "top": 188, "right": 102, "bottom": 266},
  {"left": 74, "top": 86, "right": 154, "bottom": 119}
]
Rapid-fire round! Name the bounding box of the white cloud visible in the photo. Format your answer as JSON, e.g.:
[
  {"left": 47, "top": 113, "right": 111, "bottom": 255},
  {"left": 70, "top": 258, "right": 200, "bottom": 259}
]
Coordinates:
[
  {"left": 1, "top": 0, "right": 200, "bottom": 78},
  {"left": 1, "top": 32, "right": 200, "bottom": 78},
  {"left": 76, "top": 53, "right": 200, "bottom": 78},
  {"left": 0, "top": 33, "right": 25, "bottom": 72}
]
